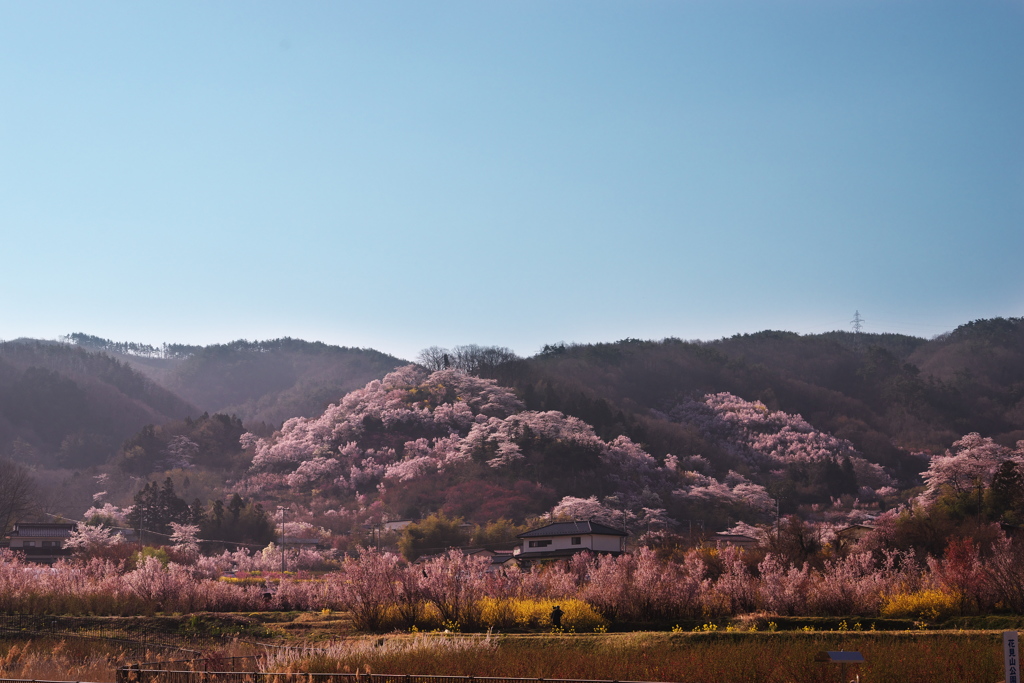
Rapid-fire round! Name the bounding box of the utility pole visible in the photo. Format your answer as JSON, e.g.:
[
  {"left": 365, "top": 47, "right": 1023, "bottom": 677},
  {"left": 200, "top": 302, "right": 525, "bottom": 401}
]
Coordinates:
[
  {"left": 277, "top": 506, "right": 286, "bottom": 573},
  {"left": 776, "top": 498, "right": 781, "bottom": 539}
]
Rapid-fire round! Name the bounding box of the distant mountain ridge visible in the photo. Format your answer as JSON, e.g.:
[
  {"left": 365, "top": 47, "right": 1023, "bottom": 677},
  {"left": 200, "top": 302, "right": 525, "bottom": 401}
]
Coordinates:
[
  {"left": 4, "top": 318, "right": 1021, "bottom": 478},
  {"left": 479, "top": 319, "right": 1024, "bottom": 487},
  {"left": 64, "top": 335, "right": 408, "bottom": 427},
  {"left": 0, "top": 335, "right": 406, "bottom": 469},
  {"left": 0, "top": 340, "right": 197, "bottom": 467},
  {"left": 63, "top": 333, "right": 201, "bottom": 359}
]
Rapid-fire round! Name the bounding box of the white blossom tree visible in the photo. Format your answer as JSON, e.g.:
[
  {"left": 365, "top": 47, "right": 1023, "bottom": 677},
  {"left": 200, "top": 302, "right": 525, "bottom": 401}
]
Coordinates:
[
  {"left": 63, "top": 522, "right": 124, "bottom": 555},
  {"left": 169, "top": 522, "right": 201, "bottom": 558}
]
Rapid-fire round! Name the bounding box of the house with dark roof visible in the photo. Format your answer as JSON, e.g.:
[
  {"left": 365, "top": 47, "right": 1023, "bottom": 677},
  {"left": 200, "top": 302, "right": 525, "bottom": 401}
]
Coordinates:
[
  {"left": 5, "top": 522, "right": 75, "bottom": 564},
  {"left": 514, "top": 521, "right": 628, "bottom": 565}
]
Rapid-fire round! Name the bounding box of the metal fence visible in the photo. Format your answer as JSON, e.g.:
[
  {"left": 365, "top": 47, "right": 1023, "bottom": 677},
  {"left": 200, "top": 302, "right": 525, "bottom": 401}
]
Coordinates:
[{"left": 0, "top": 614, "right": 200, "bottom": 657}]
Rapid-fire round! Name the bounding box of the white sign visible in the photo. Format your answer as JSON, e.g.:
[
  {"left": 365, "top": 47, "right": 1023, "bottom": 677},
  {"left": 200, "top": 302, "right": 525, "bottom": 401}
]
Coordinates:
[{"left": 1005, "top": 630, "right": 1019, "bottom": 683}]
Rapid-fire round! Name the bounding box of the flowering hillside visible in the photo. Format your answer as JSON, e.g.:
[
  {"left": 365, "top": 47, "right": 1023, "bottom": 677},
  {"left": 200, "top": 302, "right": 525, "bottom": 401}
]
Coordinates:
[
  {"left": 236, "top": 368, "right": 880, "bottom": 533},
  {"left": 666, "top": 393, "right": 893, "bottom": 499}
]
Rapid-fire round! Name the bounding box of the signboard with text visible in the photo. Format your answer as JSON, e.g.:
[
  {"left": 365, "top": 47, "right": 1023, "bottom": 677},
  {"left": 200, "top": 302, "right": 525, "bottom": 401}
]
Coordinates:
[{"left": 1005, "top": 630, "right": 1019, "bottom": 683}]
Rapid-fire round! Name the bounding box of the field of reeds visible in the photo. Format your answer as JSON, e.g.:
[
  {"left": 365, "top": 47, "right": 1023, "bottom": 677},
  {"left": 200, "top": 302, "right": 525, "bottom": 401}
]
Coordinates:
[
  {"left": 0, "top": 636, "right": 226, "bottom": 681},
  {"left": 199, "top": 632, "right": 1010, "bottom": 683},
  {"left": 0, "top": 628, "right": 1008, "bottom": 682}
]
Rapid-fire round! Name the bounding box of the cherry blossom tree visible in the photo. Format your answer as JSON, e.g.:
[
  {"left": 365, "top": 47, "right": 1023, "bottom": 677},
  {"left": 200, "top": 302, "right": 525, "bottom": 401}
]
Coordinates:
[
  {"left": 63, "top": 522, "right": 124, "bottom": 555},
  {"left": 920, "top": 433, "right": 1024, "bottom": 502},
  {"left": 549, "top": 496, "right": 629, "bottom": 528},
  {"left": 164, "top": 435, "right": 200, "bottom": 470},
  {"left": 169, "top": 522, "right": 201, "bottom": 559},
  {"left": 669, "top": 393, "right": 868, "bottom": 471}
]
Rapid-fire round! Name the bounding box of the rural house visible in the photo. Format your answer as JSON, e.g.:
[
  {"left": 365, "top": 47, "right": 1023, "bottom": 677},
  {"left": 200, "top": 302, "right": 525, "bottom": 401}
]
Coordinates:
[
  {"left": 514, "top": 520, "right": 628, "bottom": 566},
  {"left": 5, "top": 522, "right": 76, "bottom": 564}
]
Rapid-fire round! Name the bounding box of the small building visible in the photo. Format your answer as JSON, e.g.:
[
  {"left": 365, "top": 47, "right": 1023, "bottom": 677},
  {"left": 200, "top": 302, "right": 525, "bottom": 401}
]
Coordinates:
[
  {"left": 281, "top": 536, "right": 324, "bottom": 549},
  {"left": 5, "top": 522, "right": 76, "bottom": 564},
  {"left": 704, "top": 532, "right": 759, "bottom": 549},
  {"left": 488, "top": 548, "right": 517, "bottom": 570},
  {"left": 514, "top": 520, "right": 628, "bottom": 566}
]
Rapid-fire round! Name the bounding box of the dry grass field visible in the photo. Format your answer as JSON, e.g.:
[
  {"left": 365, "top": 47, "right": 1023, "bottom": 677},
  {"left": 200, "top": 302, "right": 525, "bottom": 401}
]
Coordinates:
[
  {"left": 263, "top": 631, "right": 1003, "bottom": 682},
  {"left": 0, "top": 624, "right": 1007, "bottom": 683}
]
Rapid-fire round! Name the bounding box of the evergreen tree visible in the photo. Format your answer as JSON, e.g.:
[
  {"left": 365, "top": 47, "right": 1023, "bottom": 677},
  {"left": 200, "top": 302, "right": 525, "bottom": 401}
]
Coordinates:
[{"left": 126, "top": 478, "right": 189, "bottom": 537}]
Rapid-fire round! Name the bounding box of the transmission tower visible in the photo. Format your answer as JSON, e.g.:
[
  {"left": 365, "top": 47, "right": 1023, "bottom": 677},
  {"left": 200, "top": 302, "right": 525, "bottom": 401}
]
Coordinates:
[{"left": 851, "top": 310, "right": 864, "bottom": 334}]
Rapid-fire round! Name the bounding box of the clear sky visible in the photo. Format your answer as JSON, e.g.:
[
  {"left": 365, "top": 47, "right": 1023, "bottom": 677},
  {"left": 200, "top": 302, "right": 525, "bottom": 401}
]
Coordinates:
[{"left": 1, "top": 1, "right": 1022, "bottom": 361}]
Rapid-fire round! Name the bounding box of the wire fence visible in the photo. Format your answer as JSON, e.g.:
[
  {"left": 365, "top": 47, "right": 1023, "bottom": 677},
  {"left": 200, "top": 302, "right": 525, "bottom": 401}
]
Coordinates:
[{"left": 0, "top": 614, "right": 201, "bottom": 657}]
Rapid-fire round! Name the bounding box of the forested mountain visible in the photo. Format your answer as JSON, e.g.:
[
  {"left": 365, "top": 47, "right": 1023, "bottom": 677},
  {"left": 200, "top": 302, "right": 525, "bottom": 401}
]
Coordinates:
[
  {"left": 0, "top": 341, "right": 196, "bottom": 468},
  {"left": 232, "top": 360, "right": 918, "bottom": 536},
  {"left": 6, "top": 318, "right": 1023, "bottom": 535},
  {"left": 68, "top": 335, "right": 406, "bottom": 427},
  {"left": 480, "top": 320, "right": 1024, "bottom": 477},
  {"left": 220, "top": 320, "right": 1022, "bottom": 539}
]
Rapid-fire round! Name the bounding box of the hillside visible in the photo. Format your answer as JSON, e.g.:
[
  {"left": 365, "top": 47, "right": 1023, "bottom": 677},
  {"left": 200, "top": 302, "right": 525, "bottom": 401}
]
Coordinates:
[
  {"left": 68, "top": 335, "right": 407, "bottom": 427},
  {"left": 235, "top": 366, "right": 788, "bottom": 534},
  {"left": 0, "top": 341, "right": 196, "bottom": 468},
  {"left": 223, "top": 320, "right": 1021, "bottom": 537},
  {"left": 907, "top": 318, "right": 1024, "bottom": 441},
  {"left": 479, "top": 320, "right": 1024, "bottom": 486},
  {"left": 9, "top": 317, "right": 1023, "bottom": 533}
]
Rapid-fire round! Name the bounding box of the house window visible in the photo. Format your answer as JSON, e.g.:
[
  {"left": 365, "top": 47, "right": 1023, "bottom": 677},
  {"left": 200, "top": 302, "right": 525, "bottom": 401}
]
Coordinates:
[
  {"left": 23, "top": 541, "right": 35, "bottom": 547},
  {"left": 571, "top": 536, "right": 582, "bottom": 545},
  {"left": 528, "top": 540, "right": 552, "bottom": 548},
  {"left": 42, "top": 541, "right": 56, "bottom": 547}
]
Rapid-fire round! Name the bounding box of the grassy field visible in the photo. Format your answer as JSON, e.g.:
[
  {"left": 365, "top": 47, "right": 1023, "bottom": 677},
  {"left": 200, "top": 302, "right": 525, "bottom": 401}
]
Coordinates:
[
  {"left": 0, "top": 616, "right": 1011, "bottom": 683},
  {"left": 0, "top": 637, "right": 205, "bottom": 681},
  {"left": 264, "top": 631, "right": 1003, "bottom": 683}
]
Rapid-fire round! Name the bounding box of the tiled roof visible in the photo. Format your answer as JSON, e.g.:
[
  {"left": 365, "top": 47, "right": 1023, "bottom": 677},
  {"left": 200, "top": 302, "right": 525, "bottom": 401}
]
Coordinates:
[
  {"left": 514, "top": 547, "right": 625, "bottom": 560},
  {"left": 11, "top": 524, "right": 75, "bottom": 538},
  {"left": 711, "top": 533, "right": 757, "bottom": 541},
  {"left": 518, "top": 521, "right": 628, "bottom": 538}
]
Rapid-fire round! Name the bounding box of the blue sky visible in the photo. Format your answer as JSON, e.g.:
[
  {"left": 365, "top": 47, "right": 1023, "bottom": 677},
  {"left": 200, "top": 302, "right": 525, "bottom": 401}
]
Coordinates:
[{"left": 1, "top": 1, "right": 1021, "bottom": 360}]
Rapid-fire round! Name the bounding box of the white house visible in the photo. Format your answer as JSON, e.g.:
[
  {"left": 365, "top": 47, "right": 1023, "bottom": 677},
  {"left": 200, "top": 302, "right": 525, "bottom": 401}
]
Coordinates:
[
  {"left": 514, "top": 520, "right": 628, "bottom": 565},
  {"left": 5, "top": 522, "right": 76, "bottom": 564}
]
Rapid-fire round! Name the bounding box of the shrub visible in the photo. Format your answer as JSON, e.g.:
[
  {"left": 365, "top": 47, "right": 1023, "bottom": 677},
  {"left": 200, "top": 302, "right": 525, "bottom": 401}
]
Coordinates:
[
  {"left": 880, "top": 589, "right": 961, "bottom": 622},
  {"left": 478, "top": 598, "right": 608, "bottom": 632}
]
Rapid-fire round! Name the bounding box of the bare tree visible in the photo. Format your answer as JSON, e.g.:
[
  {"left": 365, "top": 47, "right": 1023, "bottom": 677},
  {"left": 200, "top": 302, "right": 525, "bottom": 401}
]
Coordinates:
[
  {"left": 416, "top": 346, "right": 450, "bottom": 371},
  {"left": 417, "top": 345, "right": 520, "bottom": 376},
  {"left": 0, "top": 458, "right": 38, "bottom": 536}
]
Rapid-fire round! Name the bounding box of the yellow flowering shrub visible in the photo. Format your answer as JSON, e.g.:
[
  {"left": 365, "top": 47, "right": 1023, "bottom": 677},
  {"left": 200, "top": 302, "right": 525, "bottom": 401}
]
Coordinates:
[
  {"left": 478, "top": 598, "right": 608, "bottom": 632},
  {"left": 880, "top": 589, "right": 961, "bottom": 622}
]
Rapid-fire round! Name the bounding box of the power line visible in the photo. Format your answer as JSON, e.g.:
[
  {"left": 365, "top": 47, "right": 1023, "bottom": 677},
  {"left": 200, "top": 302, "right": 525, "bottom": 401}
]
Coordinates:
[{"left": 45, "top": 512, "right": 271, "bottom": 549}]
